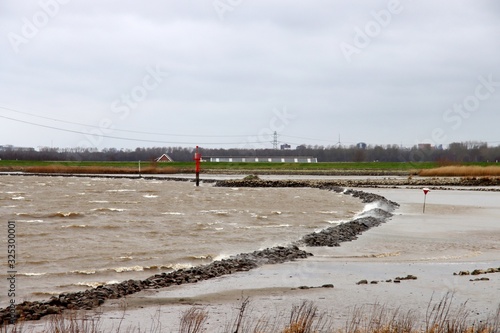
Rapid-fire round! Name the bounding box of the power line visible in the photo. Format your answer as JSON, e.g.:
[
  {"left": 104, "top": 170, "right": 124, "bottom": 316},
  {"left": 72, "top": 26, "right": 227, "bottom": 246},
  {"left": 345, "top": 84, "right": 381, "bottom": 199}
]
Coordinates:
[
  {"left": 0, "top": 114, "right": 270, "bottom": 146},
  {"left": 0, "top": 106, "right": 251, "bottom": 138}
]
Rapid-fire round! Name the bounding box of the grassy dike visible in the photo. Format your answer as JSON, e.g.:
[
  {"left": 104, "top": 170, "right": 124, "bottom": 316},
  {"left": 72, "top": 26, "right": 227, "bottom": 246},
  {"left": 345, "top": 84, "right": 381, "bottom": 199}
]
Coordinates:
[{"left": 0, "top": 160, "right": 436, "bottom": 175}]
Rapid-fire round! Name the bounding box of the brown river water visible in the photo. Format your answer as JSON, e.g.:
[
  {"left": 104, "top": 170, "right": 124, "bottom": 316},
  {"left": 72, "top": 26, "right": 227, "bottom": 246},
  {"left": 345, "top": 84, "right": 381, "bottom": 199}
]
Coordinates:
[{"left": 0, "top": 175, "right": 363, "bottom": 307}]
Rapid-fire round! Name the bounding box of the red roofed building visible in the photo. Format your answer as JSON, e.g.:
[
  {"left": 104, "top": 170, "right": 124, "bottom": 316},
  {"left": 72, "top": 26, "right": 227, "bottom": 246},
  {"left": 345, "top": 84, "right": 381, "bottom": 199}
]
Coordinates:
[{"left": 155, "top": 153, "right": 174, "bottom": 162}]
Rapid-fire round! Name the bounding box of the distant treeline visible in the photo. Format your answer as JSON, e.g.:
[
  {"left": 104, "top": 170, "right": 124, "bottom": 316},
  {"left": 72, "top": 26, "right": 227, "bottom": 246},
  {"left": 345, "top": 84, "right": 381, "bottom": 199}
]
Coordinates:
[{"left": 1, "top": 142, "right": 499, "bottom": 163}]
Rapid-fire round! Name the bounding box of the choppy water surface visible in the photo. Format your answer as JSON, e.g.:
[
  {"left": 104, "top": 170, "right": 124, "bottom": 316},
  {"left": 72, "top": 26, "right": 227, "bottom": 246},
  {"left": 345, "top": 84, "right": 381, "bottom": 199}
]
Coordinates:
[{"left": 0, "top": 175, "right": 362, "bottom": 306}]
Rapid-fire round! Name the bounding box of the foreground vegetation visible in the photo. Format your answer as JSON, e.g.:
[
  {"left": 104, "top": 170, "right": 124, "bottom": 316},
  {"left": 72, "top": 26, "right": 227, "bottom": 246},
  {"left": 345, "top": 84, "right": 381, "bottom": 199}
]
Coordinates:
[
  {"left": 418, "top": 165, "right": 500, "bottom": 177},
  {"left": 2, "top": 160, "right": 500, "bottom": 177},
  {"left": 3, "top": 296, "right": 499, "bottom": 333}
]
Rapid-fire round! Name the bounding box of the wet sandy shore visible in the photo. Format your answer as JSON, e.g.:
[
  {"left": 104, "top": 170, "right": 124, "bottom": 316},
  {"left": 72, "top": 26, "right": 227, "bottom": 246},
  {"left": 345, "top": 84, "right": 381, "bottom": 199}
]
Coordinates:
[{"left": 22, "top": 186, "right": 500, "bottom": 332}]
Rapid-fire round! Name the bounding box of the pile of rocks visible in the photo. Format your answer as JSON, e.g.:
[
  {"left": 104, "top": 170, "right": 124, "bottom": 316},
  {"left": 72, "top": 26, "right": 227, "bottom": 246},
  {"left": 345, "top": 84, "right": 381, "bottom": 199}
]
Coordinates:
[
  {"left": 356, "top": 275, "right": 418, "bottom": 285},
  {"left": 0, "top": 246, "right": 311, "bottom": 325},
  {"left": 1, "top": 180, "right": 399, "bottom": 326},
  {"left": 453, "top": 267, "right": 500, "bottom": 276},
  {"left": 299, "top": 216, "right": 385, "bottom": 247},
  {"left": 214, "top": 177, "right": 500, "bottom": 189}
]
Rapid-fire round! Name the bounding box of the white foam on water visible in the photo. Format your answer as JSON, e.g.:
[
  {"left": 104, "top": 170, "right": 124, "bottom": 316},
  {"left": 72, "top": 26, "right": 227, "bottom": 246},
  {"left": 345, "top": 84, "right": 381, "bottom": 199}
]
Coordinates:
[
  {"left": 113, "top": 266, "right": 144, "bottom": 273},
  {"left": 317, "top": 210, "right": 339, "bottom": 214},
  {"left": 75, "top": 281, "right": 119, "bottom": 288},
  {"left": 19, "top": 272, "right": 47, "bottom": 276},
  {"left": 61, "top": 224, "right": 88, "bottom": 228},
  {"left": 162, "top": 212, "right": 185, "bottom": 215},
  {"left": 91, "top": 207, "right": 126, "bottom": 212},
  {"left": 70, "top": 270, "right": 97, "bottom": 275},
  {"left": 354, "top": 201, "right": 393, "bottom": 219},
  {"left": 106, "top": 189, "right": 136, "bottom": 192}
]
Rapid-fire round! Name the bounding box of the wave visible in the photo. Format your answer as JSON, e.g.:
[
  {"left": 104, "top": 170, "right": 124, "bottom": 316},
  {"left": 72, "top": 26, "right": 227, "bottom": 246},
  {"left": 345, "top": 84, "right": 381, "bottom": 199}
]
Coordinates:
[
  {"left": 116, "top": 256, "right": 134, "bottom": 261},
  {"left": 61, "top": 224, "right": 88, "bottom": 229},
  {"left": 8, "top": 265, "right": 172, "bottom": 278},
  {"left": 31, "top": 291, "right": 60, "bottom": 297},
  {"left": 324, "top": 220, "right": 342, "bottom": 225},
  {"left": 16, "top": 212, "right": 34, "bottom": 217},
  {"left": 16, "top": 211, "right": 83, "bottom": 221},
  {"left": 200, "top": 209, "right": 231, "bottom": 216},
  {"left": 48, "top": 212, "right": 84, "bottom": 218},
  {"left": 91, "top": 207, "right": 126, "bottom": 212},
  {"left": 112, "top": 263, "right": 193, "bottom": 273},
  {"left": 317, "top": 210, "right": 339, "bottom": 215},
  {"left": 354, "top": 201, "right": 394, "bottom": 220},
  {"left": 63, "top": 280, "right": 120, "bottom": 288},
  {"left": 145, "top": 263, "right": 192, "bottom": 271},
  {"left": 185, "top": 254, "right": 214, "bottom": 260},
  {"left": 113, "top": 265, "right": 144, "bottom": 273},
  {"left": 265, "top": 224, "right": 291, "bottom": 228},
  {"left": 70, "top": 270, "right": 97, "bottom": 275},
  {"left": 106, "top": 189, "right": 136, "bottom": 192},
  {"left": 16, "top": 219, "right": 45, "bottom": 223},
  {"left": 143, "top": 194, "right": 158, "bottom": 198},
  {"left": 162, "top": 212, "right": 185, "bottom": 215},
  {"left": 18, "top": 272, "right": 47, "bottom": 276}
]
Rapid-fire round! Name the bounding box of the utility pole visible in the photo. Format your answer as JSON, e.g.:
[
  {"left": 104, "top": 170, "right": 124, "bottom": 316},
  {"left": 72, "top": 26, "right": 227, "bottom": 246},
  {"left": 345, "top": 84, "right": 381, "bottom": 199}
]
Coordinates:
[{"left": 272, "top": 131, "right": 278, "bottom": 150}]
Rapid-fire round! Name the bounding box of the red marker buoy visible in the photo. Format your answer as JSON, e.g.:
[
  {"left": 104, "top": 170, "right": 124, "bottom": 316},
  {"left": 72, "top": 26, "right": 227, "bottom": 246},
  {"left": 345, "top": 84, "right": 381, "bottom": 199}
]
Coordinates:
[
  {"left": 194, "top": 146, "right": 201, "bottom": 187},
  {"left": 422, "top": 188, "right": 430, "bottom": 213}
]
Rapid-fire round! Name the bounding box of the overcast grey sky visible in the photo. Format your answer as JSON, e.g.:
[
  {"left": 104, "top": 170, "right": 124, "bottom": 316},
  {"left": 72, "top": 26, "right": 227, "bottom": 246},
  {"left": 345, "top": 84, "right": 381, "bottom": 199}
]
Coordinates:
[{"left": 1, "top": 1, "right": 499, "bottom": 150}]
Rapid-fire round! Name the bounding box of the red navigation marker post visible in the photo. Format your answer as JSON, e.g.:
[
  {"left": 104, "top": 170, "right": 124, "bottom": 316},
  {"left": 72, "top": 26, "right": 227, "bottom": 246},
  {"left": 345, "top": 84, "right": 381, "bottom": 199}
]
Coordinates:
[
  {"left": 422, "top": 188, "right": 430, "bottom": 213},
  {"left": 194, "top": 146, "right": 201, "bottom": 187}
]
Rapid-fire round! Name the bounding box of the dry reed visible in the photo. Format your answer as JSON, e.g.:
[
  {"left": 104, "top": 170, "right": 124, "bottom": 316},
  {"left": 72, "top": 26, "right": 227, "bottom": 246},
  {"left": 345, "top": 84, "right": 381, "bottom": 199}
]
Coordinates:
[
  {"left": 179, "top": 308, "right": 208, "bottom": 333},
  {"left": 283, "top": 301, "right": 327, "bottom": 333},
  {"left": 1, "top": 296, "right": 498, "bottom": 333},
  {"left": 22, "top": 165, "right": 182, "bottom": 175},
  {"left": 419, "top": 166, "right": 500, "bottom": 177}
]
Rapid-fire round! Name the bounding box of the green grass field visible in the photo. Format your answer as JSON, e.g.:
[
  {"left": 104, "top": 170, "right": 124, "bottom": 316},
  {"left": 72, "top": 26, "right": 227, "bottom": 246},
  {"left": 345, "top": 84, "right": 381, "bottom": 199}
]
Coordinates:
[
  {"left": 1, "top": 160, "right": 498, "bottom": 174},
  {"left": 0, "top": 160, "right": 436, "bottom": 171}
]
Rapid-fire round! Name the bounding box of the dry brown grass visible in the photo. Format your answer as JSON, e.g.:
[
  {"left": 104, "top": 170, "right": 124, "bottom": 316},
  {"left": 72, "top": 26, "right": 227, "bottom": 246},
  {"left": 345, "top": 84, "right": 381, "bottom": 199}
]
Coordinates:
[
  {"left": 419, "top": 166, "right": 500, "bottom": 177},
  {"left": 179, "top": 307, "right": 208, "bottom": 333},
  {"left": 21, "top": 165, "right": 181, "bottom": 174},
  {"left": 1, "top": 297, "right": 498, "bottom": 333},
  {"left": 283, "top": 301, "right": 323, "bottom": 333},
  {"left": 344, "top": 304, "right": 416, "bottom": 333}
]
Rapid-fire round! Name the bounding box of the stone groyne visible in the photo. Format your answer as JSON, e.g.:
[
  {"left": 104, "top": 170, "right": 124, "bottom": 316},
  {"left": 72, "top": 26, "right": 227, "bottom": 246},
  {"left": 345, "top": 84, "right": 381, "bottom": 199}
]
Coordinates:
[{"left": 1, "top": 180, "right": 398, "bottom": 326}]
